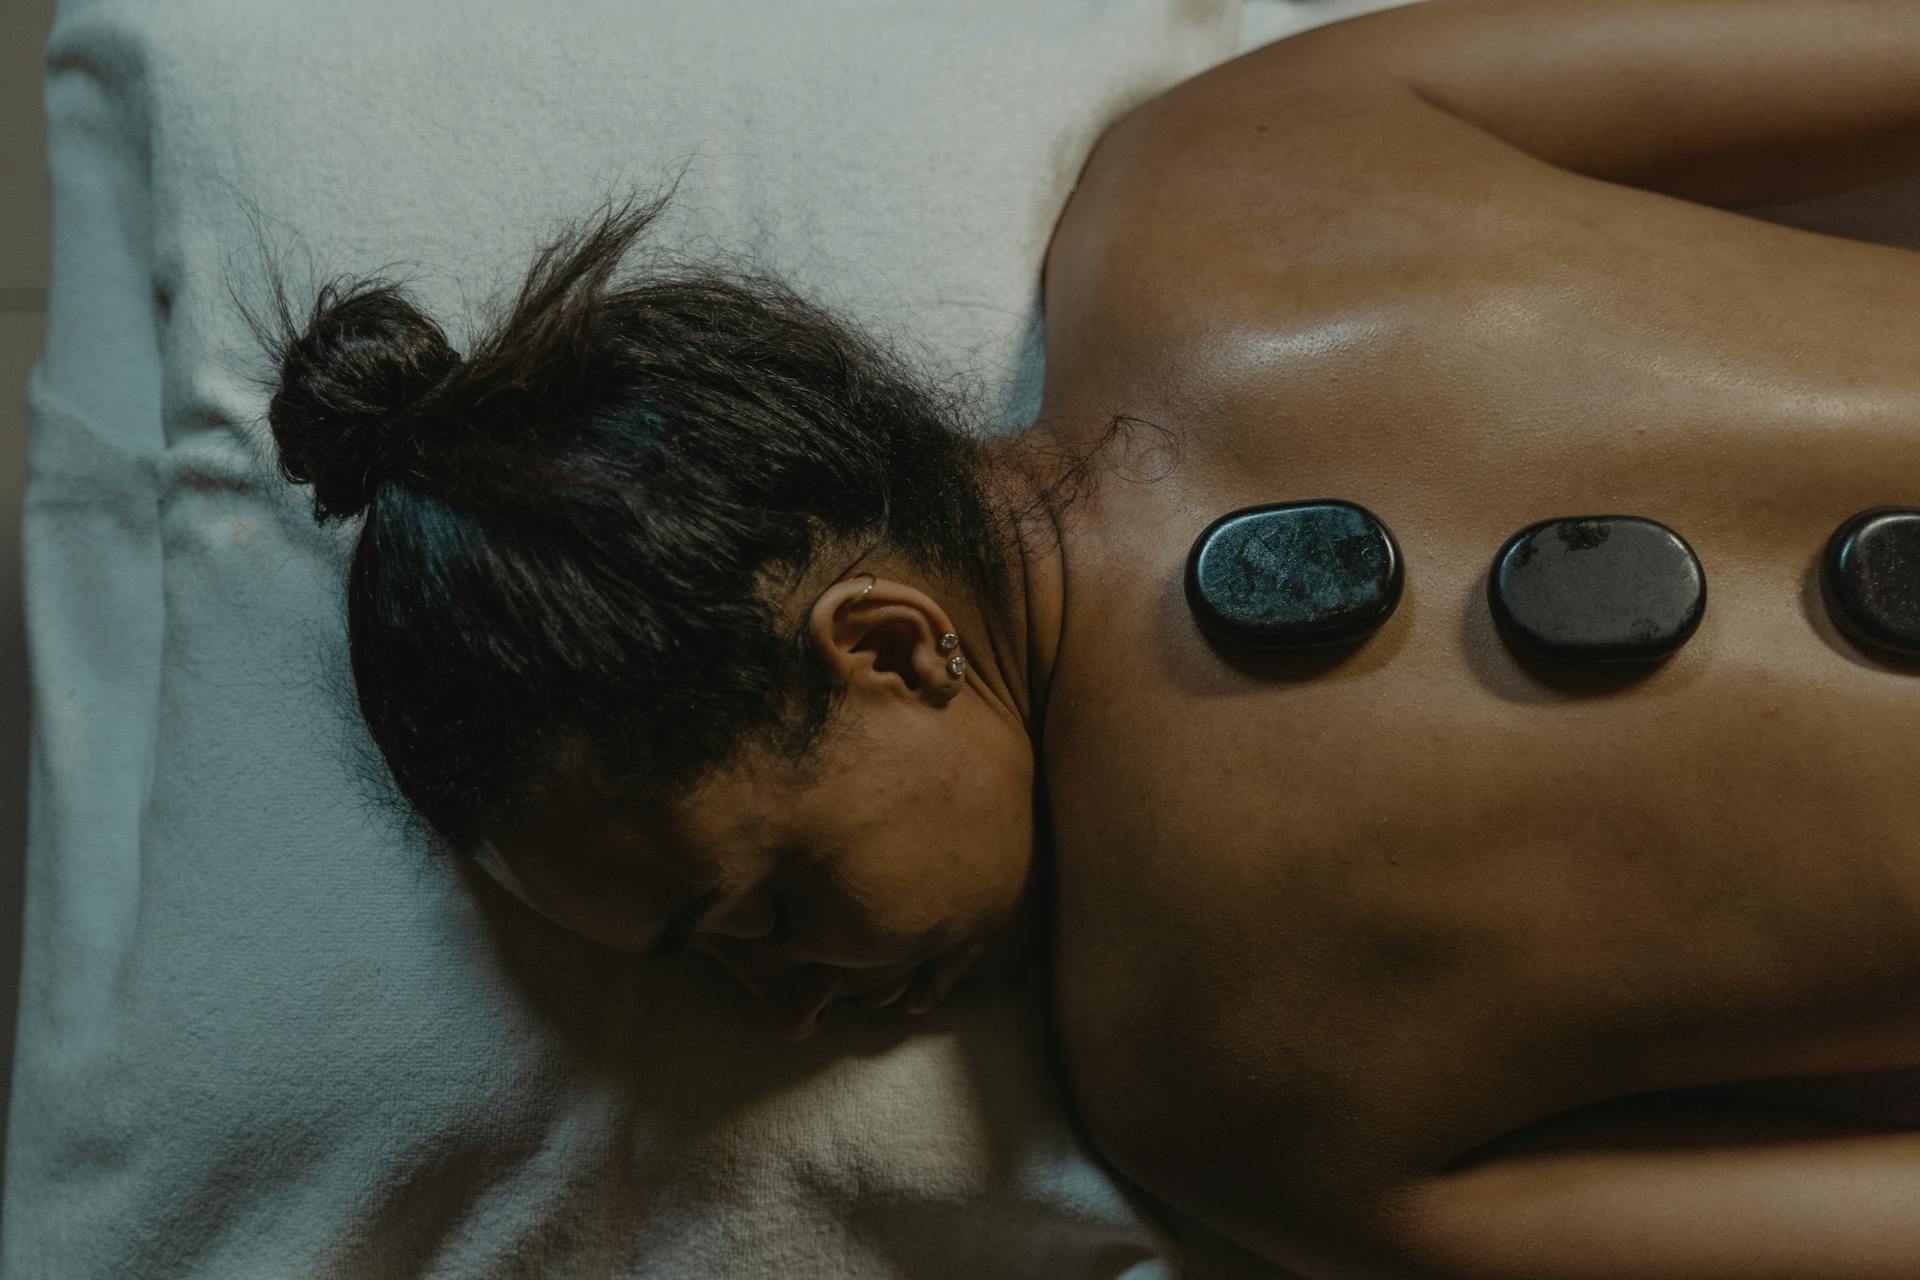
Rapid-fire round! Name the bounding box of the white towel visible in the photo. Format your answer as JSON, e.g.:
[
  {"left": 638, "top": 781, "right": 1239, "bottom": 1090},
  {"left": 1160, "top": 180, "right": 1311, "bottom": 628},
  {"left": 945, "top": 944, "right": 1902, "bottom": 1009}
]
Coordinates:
[{"left": 6, "top": 2, "right": 1241, "bottom": 1276}]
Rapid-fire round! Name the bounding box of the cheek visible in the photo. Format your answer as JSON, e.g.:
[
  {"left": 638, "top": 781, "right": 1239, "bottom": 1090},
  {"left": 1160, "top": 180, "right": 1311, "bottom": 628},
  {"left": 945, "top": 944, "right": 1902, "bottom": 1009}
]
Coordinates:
[
  {"left": 898, "top": 834, "right": 1030, "bottom": 935},
  {"left": 818, "top": 761, "right": 1037, "bottom": 944},
  {"left": 959, "top": 772, "right": 1041, "bottom": 902},
  {"left": 816, "top": 844, "right": 968, "bottom": 947},
  {"left": 929, "top": 773, "right": 1037, "bottom": 905}
]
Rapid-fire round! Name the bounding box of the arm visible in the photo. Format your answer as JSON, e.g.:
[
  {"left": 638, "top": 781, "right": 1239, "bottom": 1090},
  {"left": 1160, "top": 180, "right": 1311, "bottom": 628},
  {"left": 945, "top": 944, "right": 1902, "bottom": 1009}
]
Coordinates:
[
  {"left": 1382, "top": 1089, "right": 1920, "bottom": 1280},
  {"left": 1227, "top": 0, "right": 1920, "bottom": 209}
]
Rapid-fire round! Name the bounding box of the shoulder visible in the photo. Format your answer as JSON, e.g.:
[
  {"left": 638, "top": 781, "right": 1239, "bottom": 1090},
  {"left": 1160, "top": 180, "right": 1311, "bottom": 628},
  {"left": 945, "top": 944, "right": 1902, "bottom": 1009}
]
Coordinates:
[{"left": 1040, "top": 62, "right": 1593, "bottom": 420}]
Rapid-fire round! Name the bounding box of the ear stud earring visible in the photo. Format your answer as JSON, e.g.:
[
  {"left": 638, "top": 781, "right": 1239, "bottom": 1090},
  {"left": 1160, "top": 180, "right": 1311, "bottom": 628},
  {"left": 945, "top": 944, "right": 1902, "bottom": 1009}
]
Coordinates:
[
  {"left": 940, "top": 632, "right": 966, "bottom": 678},
  {"left": 854, "top": 578, "right": 967, "bottom": 679}
]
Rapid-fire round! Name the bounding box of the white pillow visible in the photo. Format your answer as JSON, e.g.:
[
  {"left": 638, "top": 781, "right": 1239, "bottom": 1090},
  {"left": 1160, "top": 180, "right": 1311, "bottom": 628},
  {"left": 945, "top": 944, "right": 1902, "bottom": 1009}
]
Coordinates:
[
  {"left": 1239, "top": 0, "right": 1428, "bottom": 49},
  {"left": 8, "top": 2, "right": 1243, "bottom": 1277}
]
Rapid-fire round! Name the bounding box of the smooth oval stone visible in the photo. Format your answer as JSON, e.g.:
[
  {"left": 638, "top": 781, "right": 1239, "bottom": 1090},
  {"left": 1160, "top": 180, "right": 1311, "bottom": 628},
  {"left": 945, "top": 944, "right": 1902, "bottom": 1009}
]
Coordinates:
[
  {"left": 1487, "top": 515, "right": 1705, "bottom": 662},
  {"left": 1820, "top": 506, "right": 1920, "bottom": 659},
  {"left": 1183, "top": 499, "right": 1404, "bottom": 649}
]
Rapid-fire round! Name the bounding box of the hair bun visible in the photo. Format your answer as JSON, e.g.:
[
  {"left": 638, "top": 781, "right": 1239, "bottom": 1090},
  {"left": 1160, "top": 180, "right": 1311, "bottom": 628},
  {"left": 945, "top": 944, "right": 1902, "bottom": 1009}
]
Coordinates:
[{"left": 268, "top": 284, "right": 463, "bottom": 523}]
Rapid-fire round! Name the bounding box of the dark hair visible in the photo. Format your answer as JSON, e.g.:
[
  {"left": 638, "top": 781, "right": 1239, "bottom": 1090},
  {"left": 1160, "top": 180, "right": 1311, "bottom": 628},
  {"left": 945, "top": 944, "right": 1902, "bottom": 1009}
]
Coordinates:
[{"left": 226, "top": 180, "right": 1151, "bottom": 863}]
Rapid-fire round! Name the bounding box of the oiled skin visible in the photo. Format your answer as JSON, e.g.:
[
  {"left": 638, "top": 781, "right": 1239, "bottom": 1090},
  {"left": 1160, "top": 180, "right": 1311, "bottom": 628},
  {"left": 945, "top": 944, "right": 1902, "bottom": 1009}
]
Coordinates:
[{"left": 1028, "top": 76, "right": 1920, "bottom": 1264}]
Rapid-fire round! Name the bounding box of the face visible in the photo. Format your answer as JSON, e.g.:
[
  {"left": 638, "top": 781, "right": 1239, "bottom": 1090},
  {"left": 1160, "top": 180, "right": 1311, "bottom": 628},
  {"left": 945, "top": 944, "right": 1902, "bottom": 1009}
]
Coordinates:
[{"left": 473, "top": 574, "right": 1050, "bottom": 1042}]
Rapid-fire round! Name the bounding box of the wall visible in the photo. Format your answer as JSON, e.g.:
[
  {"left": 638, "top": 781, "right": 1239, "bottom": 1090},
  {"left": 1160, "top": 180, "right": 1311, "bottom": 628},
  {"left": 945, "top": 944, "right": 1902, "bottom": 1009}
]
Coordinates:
[{"left": 0, "top": 0, "right": 54, "bottom": 1203}]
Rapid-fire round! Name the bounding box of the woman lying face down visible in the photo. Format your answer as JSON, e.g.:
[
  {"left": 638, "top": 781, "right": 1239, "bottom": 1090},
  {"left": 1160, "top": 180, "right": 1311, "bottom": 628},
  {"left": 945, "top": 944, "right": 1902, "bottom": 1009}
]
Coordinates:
[
  {"left": 236, "top": 1, "right": 1920, "bottom": 1270},
  {"left": 234, "top": 182, "right": 1091, "bottom": 1041},
  {"left": 472, "top": 553, "right": 1068, "bottom": 1040}
]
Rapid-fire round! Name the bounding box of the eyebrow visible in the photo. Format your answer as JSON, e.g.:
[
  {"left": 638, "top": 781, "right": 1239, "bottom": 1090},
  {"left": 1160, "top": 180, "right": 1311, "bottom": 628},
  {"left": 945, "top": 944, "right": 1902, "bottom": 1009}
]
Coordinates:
[{"left": 642, "top": 886, "right": 726, "bottom": 960}]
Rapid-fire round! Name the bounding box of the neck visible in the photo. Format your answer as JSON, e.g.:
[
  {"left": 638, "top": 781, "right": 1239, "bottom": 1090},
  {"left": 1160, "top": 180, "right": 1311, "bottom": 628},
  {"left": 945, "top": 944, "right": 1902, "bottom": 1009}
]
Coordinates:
[{"left": 974, "top": 431, "right": 1070, "bottom": 748}]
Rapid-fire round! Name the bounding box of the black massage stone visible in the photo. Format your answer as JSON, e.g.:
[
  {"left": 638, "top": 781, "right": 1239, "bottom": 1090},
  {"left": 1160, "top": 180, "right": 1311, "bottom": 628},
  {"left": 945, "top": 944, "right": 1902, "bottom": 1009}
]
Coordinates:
[
  {"left": 1184, "top": 499, "right": 1404, "bottom": 649},
  {"left": 1820, "top": 506, "right": 1920, "bottom": 659},
  {"left": 1487, "top": 515, "right": 1705, "bottom": 662}
]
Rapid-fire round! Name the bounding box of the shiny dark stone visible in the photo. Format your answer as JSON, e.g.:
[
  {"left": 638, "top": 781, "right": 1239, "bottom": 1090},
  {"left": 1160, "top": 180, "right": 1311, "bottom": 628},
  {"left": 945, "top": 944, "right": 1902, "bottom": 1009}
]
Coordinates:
[
  {"left": 1487, "top": 515, "right": 1705, "bottom": 662},
  {"left": 1183, "top": 499, "right": 1404, "bottom": 649},
  {"left": 1820, "top": 506, "right": 1920, "bottom": 659}
]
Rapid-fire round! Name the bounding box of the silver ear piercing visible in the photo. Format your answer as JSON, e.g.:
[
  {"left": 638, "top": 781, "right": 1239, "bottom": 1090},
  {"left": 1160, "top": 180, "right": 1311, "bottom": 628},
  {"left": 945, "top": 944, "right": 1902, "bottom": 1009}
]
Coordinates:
[
  {"left": 939, "top": 632, "right": 966, "bottom": 678},
  {"left": 855, "top": 578, "right": 967, "bottom": 679}
]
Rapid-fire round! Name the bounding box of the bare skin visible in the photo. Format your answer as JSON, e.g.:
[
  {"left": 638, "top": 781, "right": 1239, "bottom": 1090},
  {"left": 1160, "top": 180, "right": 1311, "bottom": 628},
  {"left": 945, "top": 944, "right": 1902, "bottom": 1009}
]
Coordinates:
[
  {"left": 471, "top": 7, "right": 1920, "bottom": 1272},
  {"left": 476, "top": 488, "right": 1065, "bottom": 1042},
  {"left": 1033, "top": 28, "right": 1920, "bottom": 1275}
]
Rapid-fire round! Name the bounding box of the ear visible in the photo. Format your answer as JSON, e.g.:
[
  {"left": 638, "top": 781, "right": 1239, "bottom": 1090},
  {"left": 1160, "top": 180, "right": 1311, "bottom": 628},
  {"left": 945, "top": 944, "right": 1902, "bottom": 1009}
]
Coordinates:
[{"left": 808, "top": 576, "right": 961, "bottom": 702}]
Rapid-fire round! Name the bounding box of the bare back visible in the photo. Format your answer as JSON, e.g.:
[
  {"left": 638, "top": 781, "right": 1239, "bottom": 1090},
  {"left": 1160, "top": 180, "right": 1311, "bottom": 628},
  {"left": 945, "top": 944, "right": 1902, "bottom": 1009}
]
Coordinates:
[{"left": 1032, "top": 74, "right": 1920, "bottom": 1255}]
